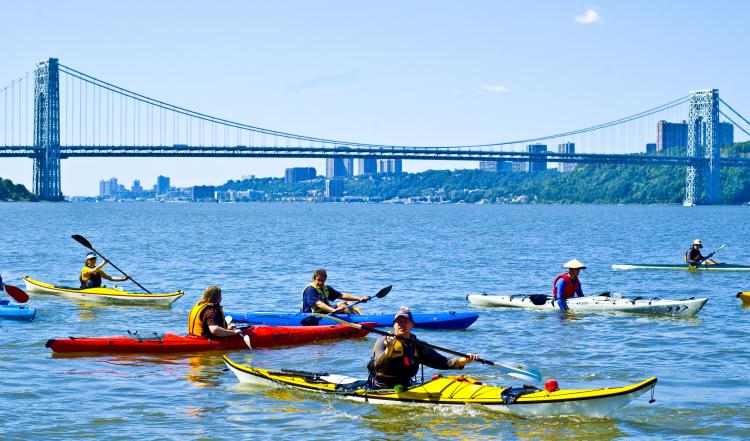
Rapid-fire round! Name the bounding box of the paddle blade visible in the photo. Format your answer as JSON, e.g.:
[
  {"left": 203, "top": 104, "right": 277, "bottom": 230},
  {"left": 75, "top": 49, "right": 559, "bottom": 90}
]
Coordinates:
[
  {"left": 5, "top": 285, "right": 29, "bottom": 303},
  {"left": 71, "top": 234, "right": 93, "bottom": 249},
  {"left": 494, "top": 361, "right": 543, "bottom": 384},
  {"left": 375, "top": 285, "right": 393, "bottom": 298}
]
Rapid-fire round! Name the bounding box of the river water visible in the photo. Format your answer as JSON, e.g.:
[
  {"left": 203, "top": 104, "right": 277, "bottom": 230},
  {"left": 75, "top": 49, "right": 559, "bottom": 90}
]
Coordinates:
[{"left": 1, "top": 202, "right": 748, "bottom": 440}]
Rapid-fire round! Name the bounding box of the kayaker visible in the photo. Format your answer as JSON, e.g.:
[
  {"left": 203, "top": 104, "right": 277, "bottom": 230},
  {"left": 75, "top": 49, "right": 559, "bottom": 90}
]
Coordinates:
[
  {"left": 188, "top": 285, "right": 241, "bottom": 338},
  {"left": 80, "top": 253, "right": 130, "bottom": 289},
  {"left": 301, "top": 268, "right": 367, "bottom": 314},
  {"left": 553, "top": 259, "right": 586, "bottom": 311},
  {"left": 367, "top": 306, "right": 478, "bottom": 390},
  {"left": 685, "top": 239, "right": 717, "bottom": 266}
]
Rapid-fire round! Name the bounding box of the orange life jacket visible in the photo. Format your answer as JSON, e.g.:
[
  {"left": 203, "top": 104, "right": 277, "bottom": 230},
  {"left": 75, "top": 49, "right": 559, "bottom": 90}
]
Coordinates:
[{"left": 187, "top": 302, "right": 226, "bottom": 337}]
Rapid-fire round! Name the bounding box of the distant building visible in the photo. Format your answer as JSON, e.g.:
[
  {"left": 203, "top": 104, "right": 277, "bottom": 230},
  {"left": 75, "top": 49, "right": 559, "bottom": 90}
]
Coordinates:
[
  {"left": 511, "top": 162, "right": 527, "bottom": 172},
  {"left": 325, "top": 178, "right": 344, "bottom": 198},
  {"left": 557, "top": 142, "right": 576, "bottom": 173},
  {"left": 285, "top": 167, "right": 317, "bottom": 184},
  {"left": 377, "top": 159, "right": 402, "bottom": 174},
  {"left": 191, "top": 185, "right": 216, "bottom": 201},
  {"left": 479, "top": 161, "right": 512, "bottom": 172},
  {"left": 646, "top": 143, "right": 657, "bottom": 154},
  {"left": 132, "top": 180, "right": 143, "bottom": 194},
  {"left": 527, "top": 144, "right": 548, "bottom": 172},
  {"left": 326, "top": 158, "right": 354, "bottom": 178},
  {"left": 358, "top": 159, "right": 378, "bottom": 175},
  {"left": 657, "top": 120, "right": 688, "bottom": 150},
  {"left": 656, "top": 120, "right": 733, "bottom": 151},
  {"left": 99, "top": 177, "right": 120, "bottom": 197},
  {"left": 156, "top": 175, "right": 170, "bottom": 195}
]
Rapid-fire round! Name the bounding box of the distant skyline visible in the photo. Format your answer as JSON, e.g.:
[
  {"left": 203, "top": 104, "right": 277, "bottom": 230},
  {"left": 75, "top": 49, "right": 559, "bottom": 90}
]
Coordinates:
[{"left": 1, "top": 1, "right": 749, "bottom": 196}]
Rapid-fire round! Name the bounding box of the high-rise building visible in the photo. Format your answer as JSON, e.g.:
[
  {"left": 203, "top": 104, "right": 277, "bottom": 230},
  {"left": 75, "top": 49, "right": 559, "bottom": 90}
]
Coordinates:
[
  {"left": 156, "top": 175, "right": 170, "bottom": 195},
  {"left": 656, "top": 120, "right": 734, "bottom": 151},
  {"left": 358, "top": 159, "right": 378, "bottom": 175},
  {"left": 99, "top": 177, "right": 121, "bottom": 196},
  {"left": 325, "top": 178, "right": 344, "bottom": 198},
  {"left": 285, "top": 167, "right": 317, "bottom": 184},
  {"left": 557, "top": 142, "right": 576, "bottom": 173},
  {"left": 527, "top": 144, "right": 548, "bottom": 172},
  {"left": 377, "top": 159, "right": 403, "bottom": 174},
  {"left": 479, "top": 161, "right": 512, "bottom": 172},
  {"left": 326, "top": 158, "right": 354, "bottom": 178},
  {"left": 132, "top": 180, "right": 143, "bottom": 193},
  {"left": 657, "top": 120, "right": 688, "bottom": 150}
]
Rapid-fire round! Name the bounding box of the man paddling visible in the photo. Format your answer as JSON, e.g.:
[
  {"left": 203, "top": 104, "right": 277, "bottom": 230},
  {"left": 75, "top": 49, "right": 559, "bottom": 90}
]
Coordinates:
[
  {"left": 367, "top": 306, "right": 478, "bottom": 390},
  {"left": 553, "top": 259, "right": 586, "bottom": 311},
  {"left": 301, "top": 268, "right": 367, "bottom": 314},
  {"left": 685, "top": 239, "right": 717, "bottom": 266},
  {"left": 80, "top": 253, "right": 130, "bottom": 288}
]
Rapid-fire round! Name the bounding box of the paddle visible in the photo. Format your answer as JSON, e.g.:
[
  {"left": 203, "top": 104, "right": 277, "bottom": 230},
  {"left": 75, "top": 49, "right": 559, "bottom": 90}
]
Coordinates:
[
  {"left": 71, "top": 234, "right": 152, "bottom": 294},
  {"left": 226, "top": 315, "right": 253, "bottom": 349},
  {"left": 703, "top": 243, "right": 727, "bottom": 261},
  {"left": 313, "top": 313, "right": 543, "bottom": 384},
  {"left": 4, "top": 284, "right": 30, "bottom": 303},
  {"left": 300, "top": 285, "right": 392, "bottom": 326}
]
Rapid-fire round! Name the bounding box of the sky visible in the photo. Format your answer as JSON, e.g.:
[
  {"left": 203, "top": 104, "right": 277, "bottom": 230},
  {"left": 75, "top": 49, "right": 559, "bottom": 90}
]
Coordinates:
[{"left": 1, "top": 0, "right": 749, "bottom": 196}]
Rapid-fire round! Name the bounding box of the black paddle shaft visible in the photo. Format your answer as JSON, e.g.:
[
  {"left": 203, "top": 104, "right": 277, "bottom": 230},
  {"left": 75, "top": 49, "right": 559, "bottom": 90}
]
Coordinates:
[
  {"left": 71, "top": 234, "right": 152, "bottom": 294},
  {"left": 300, "top": 285, "right": 392, "bottom": 326}
]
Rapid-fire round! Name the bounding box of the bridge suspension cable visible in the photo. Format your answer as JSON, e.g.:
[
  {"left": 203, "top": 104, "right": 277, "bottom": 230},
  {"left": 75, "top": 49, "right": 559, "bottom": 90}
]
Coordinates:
[{"left": 58, "top": 63, "right": 690, "bottom": 151}]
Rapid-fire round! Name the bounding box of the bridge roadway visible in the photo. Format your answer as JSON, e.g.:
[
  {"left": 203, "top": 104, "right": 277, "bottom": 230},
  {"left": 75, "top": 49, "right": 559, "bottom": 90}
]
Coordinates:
[{"left": 1, "top": 145, "right": 750, "bottom": 167}]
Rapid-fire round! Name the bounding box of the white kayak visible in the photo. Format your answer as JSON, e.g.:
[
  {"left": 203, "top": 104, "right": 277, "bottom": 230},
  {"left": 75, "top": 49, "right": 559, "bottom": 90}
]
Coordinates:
[{"left": 467, "top": 292, "right": 707, "bottom": 317}]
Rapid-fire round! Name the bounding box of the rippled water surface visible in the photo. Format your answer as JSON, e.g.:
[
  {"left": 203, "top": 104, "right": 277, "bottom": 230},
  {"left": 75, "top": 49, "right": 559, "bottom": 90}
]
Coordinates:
[{"left": 1, "top": 202, "right": 749, "bottom": 440}]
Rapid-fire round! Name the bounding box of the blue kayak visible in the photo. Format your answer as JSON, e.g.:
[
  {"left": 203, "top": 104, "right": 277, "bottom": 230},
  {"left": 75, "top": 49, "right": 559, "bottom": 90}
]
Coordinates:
[
  {"left": 224, "top": 311, "right": 479, "bottom": 329},
  {"left": 0, "top": 300, "right": 36, "bottom": 321}
]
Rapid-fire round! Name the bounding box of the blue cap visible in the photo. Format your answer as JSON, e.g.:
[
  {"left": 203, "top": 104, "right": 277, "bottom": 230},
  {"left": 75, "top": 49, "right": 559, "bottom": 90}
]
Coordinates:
[{"left": 393, "top": 306, "right": 413, "bottom": 323}]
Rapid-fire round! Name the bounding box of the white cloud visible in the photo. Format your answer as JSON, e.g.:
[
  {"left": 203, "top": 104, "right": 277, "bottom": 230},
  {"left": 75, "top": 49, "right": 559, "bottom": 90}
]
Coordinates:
[
  {"left": 482, "top": 84, "right": 510, "bottom": 93},
  {"left": 575, "top": 8, "right": 601, "bottom": 24}
]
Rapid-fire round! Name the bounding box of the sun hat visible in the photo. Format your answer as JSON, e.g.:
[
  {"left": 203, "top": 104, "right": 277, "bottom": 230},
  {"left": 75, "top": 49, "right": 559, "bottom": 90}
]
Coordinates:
[
  {"left": 693, "top": 239, "right": 703, "bottom": 247},
  {"left": 562, "top": 259, "right": 587, "bottom": 269},
  {"left": 393, "top": 306, "right": 414, "bottom": 323},
  {"left": 85, "top": 253, "right": 97, "bottom": 261}
]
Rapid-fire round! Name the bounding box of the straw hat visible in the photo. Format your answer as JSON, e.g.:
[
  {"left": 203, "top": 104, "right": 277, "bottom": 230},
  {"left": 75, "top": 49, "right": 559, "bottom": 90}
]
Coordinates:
[
  {"left": 563, "top": 259, "right": 587, "bottom": 269},
  {"left": 693, "top": 239, "right": 702, "bottom": 247}
]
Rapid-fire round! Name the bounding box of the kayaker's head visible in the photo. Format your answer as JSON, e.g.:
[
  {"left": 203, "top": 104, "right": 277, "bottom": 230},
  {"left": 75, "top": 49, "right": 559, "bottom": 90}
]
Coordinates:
[
  {"left": 563, "top": 259, "right": 586, "bottom": 279},
  {"left": 85, "top": 253, "right": 97, "bottom": 267},
  {"left": 201, "top": 285, "right": 222, "bottom": 305},
  {"left": 693, "top": 239, "right": 703, "bottom": 249},
  {"left": 312, "top": 268, "right": 327, "bottom": 288},
  {"left": 393, "top": 306, "right": 414, "bottom": 337}
]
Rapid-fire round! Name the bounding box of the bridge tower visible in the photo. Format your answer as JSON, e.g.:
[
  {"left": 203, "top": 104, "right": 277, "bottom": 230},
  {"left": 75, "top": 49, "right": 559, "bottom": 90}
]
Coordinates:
[
  {"left": 32, "top": 58, "right": 63, "bottom": 200},
  {"left": 684, "top": 89, "right": 720, "bottom": 205}
]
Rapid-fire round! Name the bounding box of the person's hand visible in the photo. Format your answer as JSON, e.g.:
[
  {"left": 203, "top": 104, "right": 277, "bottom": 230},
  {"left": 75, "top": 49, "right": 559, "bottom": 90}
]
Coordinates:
[
  {"left": 124, "top": 275, "right": 131, "bottom": 280},
  {"left": 384, "top": 335, "right": 396, "bottom": 347},
  {"left": 458, "top": 353, "right": 479, "bottom": 368},
  {"left": 361, "top": 296, "right": 369, "bottom": 303},
  {"left": 104, "top": 259, "right": 110, "bottom": 264},
  {"left": 233, "top": 328, "right": 241, "bottom": 335}
]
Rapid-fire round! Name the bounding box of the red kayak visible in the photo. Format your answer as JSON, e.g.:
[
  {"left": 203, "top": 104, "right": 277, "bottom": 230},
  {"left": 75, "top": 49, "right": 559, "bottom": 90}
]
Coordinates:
[{"left": 46, "top": 323, "right": 371, "bottom": 354}]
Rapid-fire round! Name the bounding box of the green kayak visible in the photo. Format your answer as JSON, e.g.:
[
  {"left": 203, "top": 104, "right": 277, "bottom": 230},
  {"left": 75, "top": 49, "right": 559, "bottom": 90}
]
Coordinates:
[{"left": 611, "top": 263, "right": 750, "bottom": 271}]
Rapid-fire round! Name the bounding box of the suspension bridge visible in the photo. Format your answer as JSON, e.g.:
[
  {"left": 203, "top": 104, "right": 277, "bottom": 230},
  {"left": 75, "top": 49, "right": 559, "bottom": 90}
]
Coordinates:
[{"left": 2, "top": 58, "right": 749, "bottom": 203}]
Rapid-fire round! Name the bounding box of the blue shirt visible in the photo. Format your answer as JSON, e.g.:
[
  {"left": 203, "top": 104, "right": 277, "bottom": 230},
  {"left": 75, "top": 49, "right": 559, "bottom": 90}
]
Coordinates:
[
  {"left": 555, "top": 277, "right": 583, "bottom": 310},
  {"left": 301, "top": 284, "right": 343, "bottom": 312}
]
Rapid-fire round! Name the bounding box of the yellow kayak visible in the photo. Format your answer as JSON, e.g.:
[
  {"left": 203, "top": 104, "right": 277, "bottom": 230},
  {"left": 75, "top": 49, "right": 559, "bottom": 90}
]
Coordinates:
[
  {"left": 223, "top": 355, "right": 657, "bottom": 417},
  {"left": 738, "top": 292, "right": 750, "bottom": 305},
  {"left": 23, "top": 276, "right": 184, "bottom": 306}
]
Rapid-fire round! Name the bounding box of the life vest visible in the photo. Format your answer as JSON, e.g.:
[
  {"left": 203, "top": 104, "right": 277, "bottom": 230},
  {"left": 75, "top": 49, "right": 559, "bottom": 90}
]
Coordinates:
[
  {"left": 187, "top": 302, "right": 227, "bottom": 337},
  {"left": 552, "top": 273, "right": 580, "bottom": 299},
  {"left": 80, "top": 266, "right": 103, "bottom": 288},
  {"left": 368, "top": 336, "right": 421, "bottom": 387},
  {"left": 303, "top": 283, "right": 333, "bottom": 313}
]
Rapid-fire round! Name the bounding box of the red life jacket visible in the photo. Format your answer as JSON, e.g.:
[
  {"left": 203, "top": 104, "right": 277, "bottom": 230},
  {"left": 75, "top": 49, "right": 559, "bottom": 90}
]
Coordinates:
[{"left": 552, "top": 273, "right": 580, "bottom": 299}]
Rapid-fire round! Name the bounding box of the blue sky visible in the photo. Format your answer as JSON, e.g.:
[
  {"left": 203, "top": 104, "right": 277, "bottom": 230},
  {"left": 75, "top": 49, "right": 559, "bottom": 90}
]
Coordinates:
[{"left": 1, "top": 1, "right": 749, "bottom": 195}]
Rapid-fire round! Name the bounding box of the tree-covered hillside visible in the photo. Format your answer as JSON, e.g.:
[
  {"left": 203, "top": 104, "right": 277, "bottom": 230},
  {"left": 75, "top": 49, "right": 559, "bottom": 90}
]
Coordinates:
[{"left": 0, "top": 178, "right": 37, "bottom": 201}]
